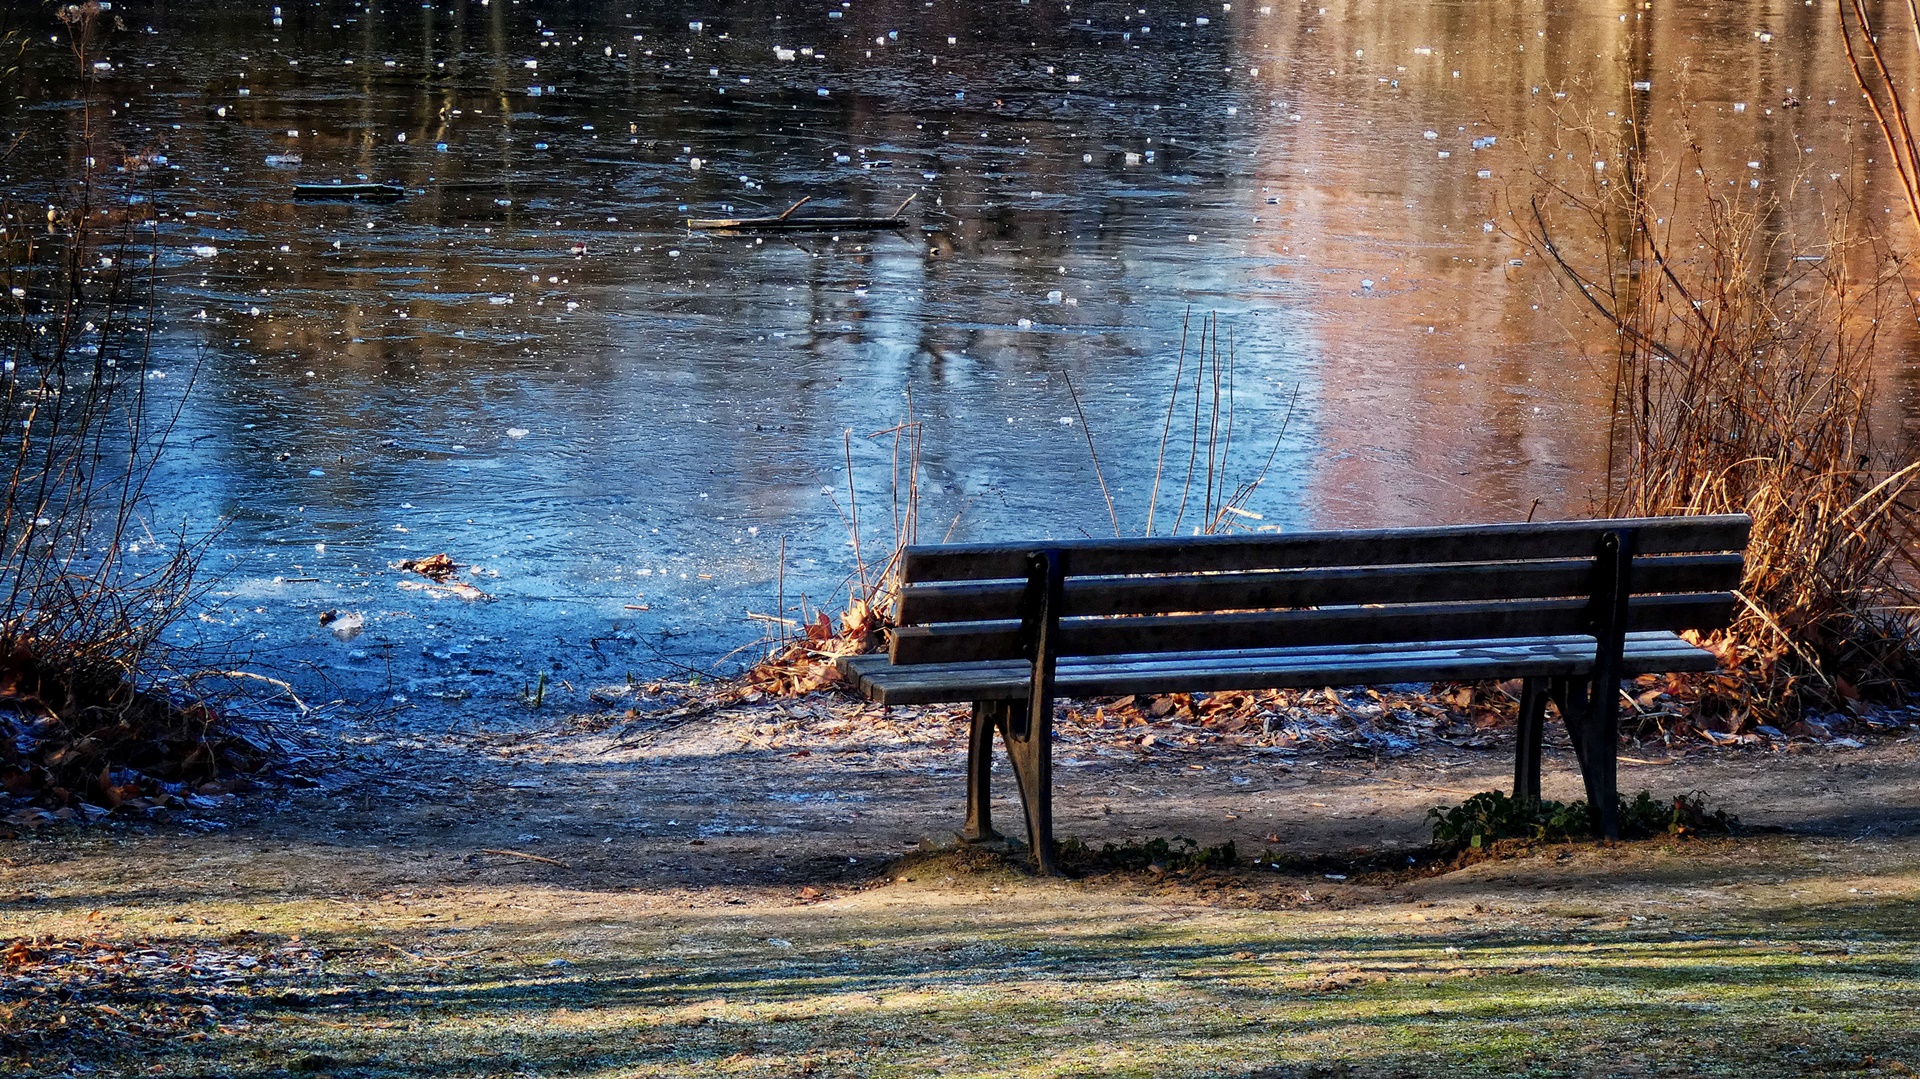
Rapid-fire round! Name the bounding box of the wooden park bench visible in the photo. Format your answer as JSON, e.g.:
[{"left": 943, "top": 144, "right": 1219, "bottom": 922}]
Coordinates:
[{"left": 839, "top": 514, "right": 1751, "bottom": 874}]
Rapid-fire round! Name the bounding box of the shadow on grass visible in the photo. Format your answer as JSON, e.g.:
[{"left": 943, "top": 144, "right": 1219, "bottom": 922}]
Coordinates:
[{"left": 49, "top": 888, "right": 1920, "bottom": 1078}]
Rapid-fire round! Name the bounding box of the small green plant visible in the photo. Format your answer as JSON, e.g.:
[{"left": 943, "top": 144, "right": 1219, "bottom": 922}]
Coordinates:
[
  {"left": 1057, "top": 835, "right": 1239, "bottom": 872},
  {"left": 1619, "top": 789, "right": 1740, "bottom": 838},
  {"left": 1428, "top": 790, "right": 1737, "bottom": 852},
  {"left": 523, "top": 671, "right": 547, "bottom": 709},
  {"left": 1427, "top": 791, "right": 1589, "bottom": 851}
]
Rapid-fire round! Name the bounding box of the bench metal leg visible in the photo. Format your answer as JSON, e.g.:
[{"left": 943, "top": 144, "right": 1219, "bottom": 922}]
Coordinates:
[
  {"left": 1001, "top": 697, "right": 1058, "bottom": 876},
  {"left": 959, "top": 700, "right": 1003, "bottom": 844},
  {"left": 1512, "top": 676, "right": 1546, "bottom": 803}
]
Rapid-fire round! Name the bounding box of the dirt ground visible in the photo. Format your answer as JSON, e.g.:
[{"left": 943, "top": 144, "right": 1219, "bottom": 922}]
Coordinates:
[{"left": 4, "top": 690, "right": 1919, "bottom": 1078}]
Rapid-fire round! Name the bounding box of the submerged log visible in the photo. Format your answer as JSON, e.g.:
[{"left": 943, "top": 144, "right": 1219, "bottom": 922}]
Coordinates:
[
  {"left": 688, "top": 193, "right": 915, "bottom": 232},
  {"left": 689, "top": 215, "right": 908, "bottom": 232},
  {"left": 293, "top": 182, "right": 407, "bottom": 201}
]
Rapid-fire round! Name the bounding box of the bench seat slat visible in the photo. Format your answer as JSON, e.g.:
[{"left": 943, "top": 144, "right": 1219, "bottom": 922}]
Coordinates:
[
  {"left": 890, "top": 592, "right": 1735, "bottom": 666},
  {"left": 843, "top": 632, "right": 1717, "bottom": 706},
  {"left": 897, "top": 552, "right": 1746, "bottom": 625},
  {"left": 902, "top": 514, "right": 1751, "bottom": 583}
]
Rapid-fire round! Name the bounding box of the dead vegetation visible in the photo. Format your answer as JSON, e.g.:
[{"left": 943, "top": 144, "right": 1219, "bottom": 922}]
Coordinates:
[
  {"left": 1518, "top": 96, "right": 1920, "bottom": 727},
  {"left": 0, "top": 5, "right": 270, "bottom": 823}
]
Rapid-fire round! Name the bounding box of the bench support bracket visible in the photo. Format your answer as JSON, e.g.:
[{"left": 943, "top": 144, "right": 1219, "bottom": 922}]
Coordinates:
[
  {"left": 1570, "top": 528, "right": 1634, "bottom": 839},
  {"left": 1008, "top": 549, "right": 1065, "bottom": 874},
  {"left": 956, "top": 551, "right": 1065, "bottom": 874},
  {"left": 959, "top": 700, "right": 1003, "bottom": 844},
  {"left": 1512, "top": 676, "right": 1547, "bottom": 803}
]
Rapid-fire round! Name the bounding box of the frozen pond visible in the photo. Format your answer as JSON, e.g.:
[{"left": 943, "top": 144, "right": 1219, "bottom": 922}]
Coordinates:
[{"left": 4, "top": 0, "right": 1915, "bottom": 711}]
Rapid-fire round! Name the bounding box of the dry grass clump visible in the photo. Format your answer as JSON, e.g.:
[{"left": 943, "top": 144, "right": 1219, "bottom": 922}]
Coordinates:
[
  {"left": 1521, "top": 109, "right": 1920, "bottom": 723},
  {"left": 745, "top": 591, "right": 893, "bottom": 696}
]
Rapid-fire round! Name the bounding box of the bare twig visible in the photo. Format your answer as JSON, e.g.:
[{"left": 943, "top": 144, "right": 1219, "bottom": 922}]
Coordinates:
[
  {"left": 1062, "top": 370, "right": 1120, "bottom": 539},
  {"left": 479, "top": 849, "right": 572, "bottom": 868},
  {"left": 1145, "top": 307, "right": 1191, "bottom": 537}
]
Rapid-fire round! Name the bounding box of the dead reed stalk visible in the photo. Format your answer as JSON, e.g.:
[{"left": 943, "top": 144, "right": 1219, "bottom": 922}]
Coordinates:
[
  {"left": 1838, "top": 0, "right": 1920, "bottom": 242},
  {"left": 1136, "top": 311, "right": 1294, "bottom": 537},
  {"left": 746, "top": 406, "right": 922, "bottom": 696}
]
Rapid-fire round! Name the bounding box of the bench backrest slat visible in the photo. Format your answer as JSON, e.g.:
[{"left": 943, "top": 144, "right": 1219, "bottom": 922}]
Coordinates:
[
  {"left": 899, "top": 514, "right": 1751, "bottom": 583},
  {"left": 890, "top": 593, "right": 1736, "bottom": 666},
  {"left": 886, "top": 514, "right": 1750, "bottom": 667},
  {"left": 897, "top": 552, "right": 1744, "bottom": 625}
]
